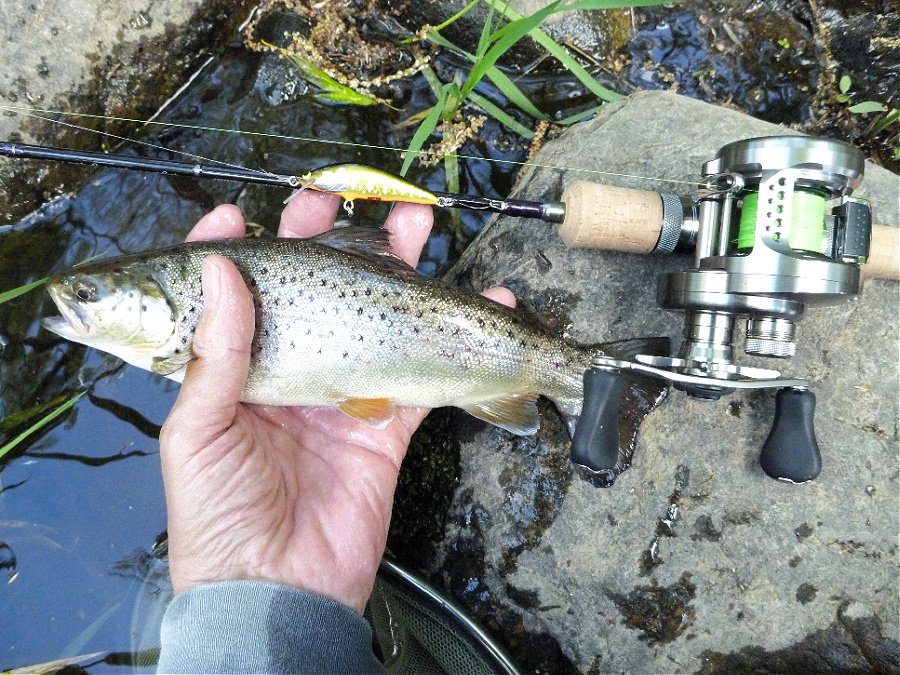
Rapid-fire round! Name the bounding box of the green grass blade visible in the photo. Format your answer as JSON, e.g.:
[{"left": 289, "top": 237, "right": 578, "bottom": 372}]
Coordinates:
[
  {"left": 468, "top": 90, "right": 534, "bottom": 138},
  {"left": 400, "top": 86, "right": 449, "bottom": 176},
  {"left": 283, "top": 53, "right": 380, "bottom": 106},
  {"left": 561, "top": 0, "right": 672, "bottom": 8},
  {"left": 0, "top": 277, "right": 47, "bottom": 305},
  {"left": 461, "top": 1, "right": 563, "bottom": 98},
  {"left": 475, "top": 0, "right": 497, "bottom": 59},
  {"left": 488, "top": 1, "right": 622, "bottom": 103},
  {"left": 527, "top": 29, "right": 622, "bottom": 102},
  {"left": 0, "top": 391, "right": 86, "bottom": 463},
  {"left": 483, "top": 66, "right": 547, "bottom": 119},
  {"left": 556, "top": 102, "right": 606, "bottom": 125},
  {"left": 401, "top": 0, "right": 481, "bottom": 43},
  {"left": 424, "top": 30, "right": 546, "bottom": 119},
  {"left": 420, "top": 64, "right": 445, "bottom": 98},
  {"left": 869, "top": 108, "right": 900, "bottom": 135},
  {"left": 444, "top": 150, "right": 461, "bottom": 231}
]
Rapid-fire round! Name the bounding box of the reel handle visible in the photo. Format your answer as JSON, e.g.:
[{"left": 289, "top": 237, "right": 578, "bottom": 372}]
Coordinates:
[
  {"left": 759, "top": 388, "right": 822, "bottom": 483},
  {"left": 570, "top": 367, "right": 623, "bottom": 473}
]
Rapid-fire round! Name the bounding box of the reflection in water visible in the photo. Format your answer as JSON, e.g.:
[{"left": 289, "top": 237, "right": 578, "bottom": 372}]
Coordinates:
[
  {"left": 23, "top": 447, "right": 155, "bottom": 467},
  {"left": 87, "top": 393, "right": 162, "bottom": 440},
  {"left": 118, "top": 531, "right": 172, "bottom": 671},
  {"left": 0, "top": 540, "right": 17, "bottom": 583}
]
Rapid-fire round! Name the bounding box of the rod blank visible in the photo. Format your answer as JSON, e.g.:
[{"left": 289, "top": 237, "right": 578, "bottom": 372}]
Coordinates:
[{"left": 1, "top": 141, "right": 566, "bottom": 223}]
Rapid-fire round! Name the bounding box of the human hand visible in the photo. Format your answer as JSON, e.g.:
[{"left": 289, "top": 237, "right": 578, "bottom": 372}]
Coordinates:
[{"left": 159, "top": 192, "right": 514, "bottom": 613}]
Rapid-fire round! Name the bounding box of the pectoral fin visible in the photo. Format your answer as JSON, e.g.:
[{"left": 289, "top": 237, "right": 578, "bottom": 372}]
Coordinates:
[
  {"left": 337, "top": 397, "right": 397, "bottom": 427},
  {"left": 462, "top": 393, "right": 540, "bottom": 436},
  {"left": 152, "top": 351, "right": 194, "bottom": 376}
]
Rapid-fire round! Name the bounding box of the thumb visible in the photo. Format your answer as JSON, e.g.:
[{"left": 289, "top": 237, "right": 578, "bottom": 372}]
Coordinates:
[{"left": 162, "top": 255, "right": 255, "bottom": 453}]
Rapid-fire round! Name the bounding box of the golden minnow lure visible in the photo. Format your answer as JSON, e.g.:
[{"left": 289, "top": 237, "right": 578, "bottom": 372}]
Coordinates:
[{"left": 298, "top": 164, "right": 440, "bottom": 205}]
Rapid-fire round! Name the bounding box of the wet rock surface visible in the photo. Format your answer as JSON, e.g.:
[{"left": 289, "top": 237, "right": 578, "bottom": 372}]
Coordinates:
[
  {"left": 422, "top": 91, "right": 899, "bottom": 673},
  {"left": 0, "top": 0, "right": 252, "bottom": 221}
]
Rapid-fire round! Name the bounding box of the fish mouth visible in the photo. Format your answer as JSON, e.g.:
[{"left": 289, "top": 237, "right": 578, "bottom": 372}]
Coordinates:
[{"left": 42, "top": 292, "right": 92, "bottom": 339}]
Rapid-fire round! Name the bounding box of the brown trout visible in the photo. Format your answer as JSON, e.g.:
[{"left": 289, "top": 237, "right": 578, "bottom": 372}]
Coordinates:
[{"left": 43, "top": 227, "right": 666, "bottom": 439}]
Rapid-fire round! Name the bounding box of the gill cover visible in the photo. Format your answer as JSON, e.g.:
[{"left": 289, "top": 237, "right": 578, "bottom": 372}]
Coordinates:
[{"left": 43, "top": 265, "right": 178, "bottom": 369}]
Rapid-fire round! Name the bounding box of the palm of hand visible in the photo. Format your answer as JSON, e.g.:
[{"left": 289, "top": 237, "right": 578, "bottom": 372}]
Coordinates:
[
  {"left": 165, "top": 399, "right": 423, "bottom": 613},
  {"left": 160, "top": 192, "right": 514, "bottom": 613}
]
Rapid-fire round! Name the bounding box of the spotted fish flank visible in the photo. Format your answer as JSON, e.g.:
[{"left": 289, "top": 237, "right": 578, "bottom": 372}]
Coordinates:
[{"left": 43, "top": 227, "right": 667, "bottom": 436}]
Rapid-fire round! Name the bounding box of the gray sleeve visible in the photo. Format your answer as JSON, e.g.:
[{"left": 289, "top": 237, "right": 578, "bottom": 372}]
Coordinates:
[{"left": 157, "top": 580, "right": 386, "bottom": 674}]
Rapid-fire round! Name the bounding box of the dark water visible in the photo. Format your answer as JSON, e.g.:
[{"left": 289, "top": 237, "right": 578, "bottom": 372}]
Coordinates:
[
  {"left": 1, "top": 1, "right": 895, "bottom": 670},
  {"left": 0, "top": 38, "right": 540, "bottom": 669}
]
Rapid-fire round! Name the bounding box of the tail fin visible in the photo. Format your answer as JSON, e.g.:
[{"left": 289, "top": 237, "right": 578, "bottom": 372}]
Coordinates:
[{"left": 569, "top": 337, "right": 670, "bottom": 488}]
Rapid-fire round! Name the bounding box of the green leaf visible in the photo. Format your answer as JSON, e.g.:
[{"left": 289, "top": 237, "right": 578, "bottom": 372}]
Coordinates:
[
  {"left": 400, "top": 86, "right": 449, "bottom": 177},
  {"left": 869, "top": 108, "right": 900, "bottom": 135},
  {"left": 848, "top": 101, "right": 888, "bottom": 115},
  {"left": 461, "top": 0, "right": 564, "bottom": 98},
  {"left": 556, "top": 102, "right": 606, "bottom": 126},
  {"left": 475, "top": 0, "right": 497, "bottom": 60},
  {"left": 3, "top": 653, "right": 107, "bottom": 675},
  {"left": 424, "top": 29, "right": 546, "bottom": 119},
  {"left": 0, "top": 391, "right": 86, "bottom": 463},
  {"left": 283, "top": 53, "right": 380, "bottom": 106},
  {"left": 486, "top": 1, "right": 625, "bottom": 103},
  {"left": 558, "top": 0, "right": 672, "bottom": 7},
  {"left": 482, "top": 66, "right": 547, "bottom": 120},
  {"left": 0, "top": 277, "right": 47, "bottom": 305},
  {"left": 468, "top": 91, "right": 535, "bottom": 139},
  {"left": 839, "top": 74, "right": 852, "bottom": 94},
  {"left": 312, "top": 90, "right": 378, "bottom": 106}
]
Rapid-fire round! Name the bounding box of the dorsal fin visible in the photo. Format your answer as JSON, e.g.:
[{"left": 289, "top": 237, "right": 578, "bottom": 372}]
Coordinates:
[
  {"left": 461, "top": 393, "right": 541, "bottom": 436},
  {"left": 311, "top": 226, "right": 416, "bottom": 276}
]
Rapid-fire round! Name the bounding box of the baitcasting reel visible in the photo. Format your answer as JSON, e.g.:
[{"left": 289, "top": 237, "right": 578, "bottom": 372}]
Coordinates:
[{"left": 560, "top": 135, "right": 898, "bottom": 484}]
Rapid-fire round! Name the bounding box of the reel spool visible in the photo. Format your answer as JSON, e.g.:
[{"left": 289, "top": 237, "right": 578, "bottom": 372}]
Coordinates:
[{"left": 560, "top": 135, "right": 894, "bottom": 484}]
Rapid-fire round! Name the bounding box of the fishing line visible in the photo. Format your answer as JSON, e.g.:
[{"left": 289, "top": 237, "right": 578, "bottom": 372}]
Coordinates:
[
  {"left": 0, "top": 104, "right": 698, "bottom": 187},
  {"left": 6, "top": 107, "right": 283, "bottom": 183}
]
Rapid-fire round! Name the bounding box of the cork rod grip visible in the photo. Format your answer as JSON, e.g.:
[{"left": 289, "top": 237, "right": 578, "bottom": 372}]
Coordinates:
[
  {"left": 559, "top": 181, "right": 664, "bottom": 253},
  {"left": 863, "top": 225, "right": 900, "bottom": 280}
]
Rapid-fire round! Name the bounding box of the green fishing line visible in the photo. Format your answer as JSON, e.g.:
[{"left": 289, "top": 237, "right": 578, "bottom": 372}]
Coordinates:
[{"left": 738, "top": 190, "right": 827, "bottom": 253}]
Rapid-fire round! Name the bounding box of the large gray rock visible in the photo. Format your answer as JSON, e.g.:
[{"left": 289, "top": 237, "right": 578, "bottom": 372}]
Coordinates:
[{"left": 434, "top": 91, "right": 899, "bottom": 673}]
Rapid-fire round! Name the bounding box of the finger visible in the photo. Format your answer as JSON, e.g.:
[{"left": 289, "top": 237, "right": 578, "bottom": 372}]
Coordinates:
[
  {"left": 480, "top": 286, "right": 516, "bottom": 309},
  {"left": 186, "top": 204, "right": 246, "bottom": 242},
  {"left": 163, "top": 255, "right": 254, "bottom": 450},
  {"left": 383, "top": 203, "right": 433, "bottom": 267},
  {"left": 279, "top": 190, "right": 342, "bottom": 238}
]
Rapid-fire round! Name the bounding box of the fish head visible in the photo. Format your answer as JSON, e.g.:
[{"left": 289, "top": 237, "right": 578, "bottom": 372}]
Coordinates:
[{"left": 43, "top": 262, "right": 179, "bottom": 369}]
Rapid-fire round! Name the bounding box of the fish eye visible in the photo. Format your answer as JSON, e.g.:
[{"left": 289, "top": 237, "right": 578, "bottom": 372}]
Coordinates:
[{"left": 73, "top": 281, "right": 96, "bottom": 302}]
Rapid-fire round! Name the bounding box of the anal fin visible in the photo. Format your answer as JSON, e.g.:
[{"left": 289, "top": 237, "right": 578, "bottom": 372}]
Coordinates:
[
  {"left": 338, "top": 397, "right": 397, "bottom": 427},
  {"left": 461, "top": 393, "right": 540, "bottom": 436},
  {"left": 152, "top": 351, "right": 194, "bottom": 377}
]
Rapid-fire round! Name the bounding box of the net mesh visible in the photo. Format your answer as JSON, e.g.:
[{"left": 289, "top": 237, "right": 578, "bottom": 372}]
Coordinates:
[{"left": 367, "top": 561, "right": 519, "bottom": 675}]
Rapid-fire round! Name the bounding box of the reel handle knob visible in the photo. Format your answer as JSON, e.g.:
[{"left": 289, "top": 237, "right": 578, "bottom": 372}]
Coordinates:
[
  {"left": 571, "top": 367, "right": 623, "bottom": 473},
  {"left": 759, "top": 387, "right": 822, "bottom": 483}
]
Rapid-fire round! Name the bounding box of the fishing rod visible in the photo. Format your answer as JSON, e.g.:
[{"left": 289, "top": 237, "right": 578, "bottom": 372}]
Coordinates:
[
  {"left": 0, "top": 141, "right": 567, "bottom": 224},
  {"left": 4, "top": 125, "right": 899, "bottom": 487}
]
